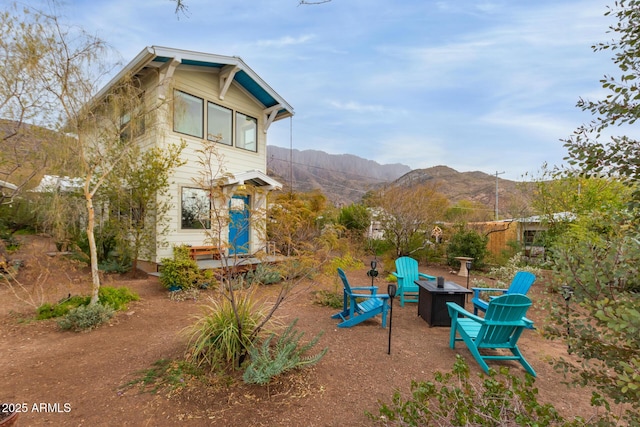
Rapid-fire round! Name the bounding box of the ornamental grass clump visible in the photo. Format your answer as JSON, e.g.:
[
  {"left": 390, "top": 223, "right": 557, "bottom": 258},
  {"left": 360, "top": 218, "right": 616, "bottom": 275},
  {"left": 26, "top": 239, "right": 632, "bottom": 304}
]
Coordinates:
[{"left": 184, "top": 290, "right": 267, "bottom": 369}]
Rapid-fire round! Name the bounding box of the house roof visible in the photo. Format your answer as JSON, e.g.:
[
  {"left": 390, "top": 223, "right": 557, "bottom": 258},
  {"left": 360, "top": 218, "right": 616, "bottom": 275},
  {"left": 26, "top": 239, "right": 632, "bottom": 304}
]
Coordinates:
[
  {"left": 515, "top": 212, "right": 576, "bottom": 223},
  {"left": 95, "top": 46, "right": 294, "bottom": 122},
  {"left": 32, "top": 175, "right": 83, "bottom": 193},
  {"left": 0, "top": 180, "right": 18, "bottom": 191},
  {"left": 226, "top": 170, "right": 282, "bottom": 191}
]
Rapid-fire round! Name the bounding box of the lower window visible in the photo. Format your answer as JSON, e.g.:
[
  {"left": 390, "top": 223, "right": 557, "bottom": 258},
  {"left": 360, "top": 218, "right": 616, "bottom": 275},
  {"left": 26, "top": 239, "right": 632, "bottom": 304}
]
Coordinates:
[{"left": 181, "top": 187, "right": 211, "bottom": 229}]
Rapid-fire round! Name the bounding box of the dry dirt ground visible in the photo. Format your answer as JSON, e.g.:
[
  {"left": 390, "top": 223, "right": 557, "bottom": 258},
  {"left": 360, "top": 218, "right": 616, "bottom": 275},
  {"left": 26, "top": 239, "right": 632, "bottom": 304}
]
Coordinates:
[{"left": 1, "top": 236, "right": 607, "bottom": 426}]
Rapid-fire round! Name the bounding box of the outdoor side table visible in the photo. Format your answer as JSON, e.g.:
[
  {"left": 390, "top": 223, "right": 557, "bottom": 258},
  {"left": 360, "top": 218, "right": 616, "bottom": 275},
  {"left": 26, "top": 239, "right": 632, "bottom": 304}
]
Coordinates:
[{"left": 415, "top": 280, "right": 472, "bottom": 327}]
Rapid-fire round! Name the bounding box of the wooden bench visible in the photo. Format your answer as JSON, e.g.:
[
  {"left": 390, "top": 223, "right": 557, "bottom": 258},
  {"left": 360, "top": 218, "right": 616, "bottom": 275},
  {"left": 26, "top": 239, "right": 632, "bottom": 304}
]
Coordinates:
[{"left": 188, "top": 245, "right": 222, "bottom": 260}]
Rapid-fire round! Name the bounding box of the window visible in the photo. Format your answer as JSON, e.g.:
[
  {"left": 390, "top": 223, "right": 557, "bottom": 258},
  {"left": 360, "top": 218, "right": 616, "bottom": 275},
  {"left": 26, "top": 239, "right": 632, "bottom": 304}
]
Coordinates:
[
  {"left": 120, "top": 110, "right": 146, "bottom": 142},
  {"left": 207, "top": 102, "right": 232, "bottom": 145},
  {"left": 235, "top": 112, "right": 257, "bottom": 152},
  {"left": 181, "top": 187, "right": 211, "bottom": 229},
  {"left": 174, "top": 90, "right": 203, "bottom": 138},
  {"left": 172, "top": 90, "right": 258, "bottom": 152}
]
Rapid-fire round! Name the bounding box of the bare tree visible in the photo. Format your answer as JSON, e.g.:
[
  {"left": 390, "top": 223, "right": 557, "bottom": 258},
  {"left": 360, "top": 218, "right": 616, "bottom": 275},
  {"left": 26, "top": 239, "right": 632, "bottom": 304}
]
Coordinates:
[
  {"left": 372, "top": 183, "right": 449, "bottom": 257},
  {"left": 0, "top": 3, "right": 170, "bottom": 304}
]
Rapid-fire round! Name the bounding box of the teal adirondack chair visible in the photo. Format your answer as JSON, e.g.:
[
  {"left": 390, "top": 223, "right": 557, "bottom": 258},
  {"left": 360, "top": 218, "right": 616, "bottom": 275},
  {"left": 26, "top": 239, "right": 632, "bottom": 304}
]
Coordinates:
[
  {"left": 471, "top": 271, "right": 536, "bottom": 315},
  {"left": 391, "top": 257, "right": 436, "bottom": 307},
  {"left": 447, "top": 293, "right": 536, "bottom": 376},
  {"left": 331, "top": 268, "right": 390, "bottom": 328}
]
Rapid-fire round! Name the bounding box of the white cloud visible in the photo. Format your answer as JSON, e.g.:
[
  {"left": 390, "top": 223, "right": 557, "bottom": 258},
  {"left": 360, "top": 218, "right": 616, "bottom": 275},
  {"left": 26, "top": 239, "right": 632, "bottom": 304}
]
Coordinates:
[{"left": 256, "top": 34, "right": 315, "bottom": 48}]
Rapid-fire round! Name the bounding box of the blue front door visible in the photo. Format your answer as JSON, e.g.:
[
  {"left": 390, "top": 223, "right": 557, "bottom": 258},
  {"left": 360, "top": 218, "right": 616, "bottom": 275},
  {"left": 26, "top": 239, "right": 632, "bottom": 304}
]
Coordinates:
[{"left": 228, "top": 195, "right": 250, "bottom": 255}]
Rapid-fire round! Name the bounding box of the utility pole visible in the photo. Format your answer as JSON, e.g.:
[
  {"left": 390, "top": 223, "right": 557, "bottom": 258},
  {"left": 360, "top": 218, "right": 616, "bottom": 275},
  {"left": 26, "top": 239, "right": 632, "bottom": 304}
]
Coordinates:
[{"left": 495, "top": 171, "right": 505, "bottom": 220}]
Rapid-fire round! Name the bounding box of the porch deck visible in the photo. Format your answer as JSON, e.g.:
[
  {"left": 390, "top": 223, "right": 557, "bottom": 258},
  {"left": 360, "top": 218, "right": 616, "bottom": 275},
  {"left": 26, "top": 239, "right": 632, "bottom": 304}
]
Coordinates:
[
  {"left": 194, "top": 254, "right": 287, "bottom": 270},
  {"left": 148, "top": 254, "right": 288, "bottom": 277}
]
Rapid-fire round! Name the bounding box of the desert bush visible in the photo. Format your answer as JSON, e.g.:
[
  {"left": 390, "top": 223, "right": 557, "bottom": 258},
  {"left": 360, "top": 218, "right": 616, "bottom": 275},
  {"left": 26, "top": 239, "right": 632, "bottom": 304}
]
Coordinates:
[
  {"left": 243, "top": 319, "right": 327, "bottom": 385},
  {"left": 57, "top": 303, "right": 114, "bottom": 332},
  {"left": 545, "top": 210, "right": 640, "bottom": 424},
  {"left": 37, "top": 295, "right": 89, "bottom": 320},
  {"left": 160, "top": 245, "right": 201, "bottom": 290},
  {"left": 312, "top": 289, "right": 343, "bottom": 309},
  {"left": 184, "top": 291, "right": 268, "bottom": 369},
  {"left": 488, "top": 253, "right": 541, "bottom": 282},
  {"left": 245, "top": 263, "right": 282, "bottom": 285},
  {"left": 98, "top": 286, "right": 139, "bottom": 310},
  {"left": 446, "top": 226, "right": 489, "bottom": 269},
  {"left": 36, "top": 286, "right": 138, "bottom": 319},
  {"left": 369, "top": 355, "right": 605, "bottom": 426}
]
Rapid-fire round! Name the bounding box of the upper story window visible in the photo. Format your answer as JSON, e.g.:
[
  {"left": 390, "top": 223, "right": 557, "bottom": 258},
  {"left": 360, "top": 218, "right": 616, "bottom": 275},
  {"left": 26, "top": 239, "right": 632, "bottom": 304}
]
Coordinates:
[
  {"left": 236, "top": 112, "right": 257, "bottom": 152},
  {"left": 174, "top": 90, "right": 203, "bottom": 139},
  {"left": 207, "top": 102, "right": 232, "bottom": 146},
  {"left": 173, "top": 89, "right": 258, "bottom": 152},
  {"left": 120, "top": 110, "right": 146, "bottom": 142}
]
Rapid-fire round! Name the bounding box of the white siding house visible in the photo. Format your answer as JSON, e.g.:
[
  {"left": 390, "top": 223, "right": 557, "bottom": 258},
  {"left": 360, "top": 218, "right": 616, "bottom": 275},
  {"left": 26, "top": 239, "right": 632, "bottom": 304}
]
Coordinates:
[{"left": 94, "top": 46, "right": 293, "bottom": 271}]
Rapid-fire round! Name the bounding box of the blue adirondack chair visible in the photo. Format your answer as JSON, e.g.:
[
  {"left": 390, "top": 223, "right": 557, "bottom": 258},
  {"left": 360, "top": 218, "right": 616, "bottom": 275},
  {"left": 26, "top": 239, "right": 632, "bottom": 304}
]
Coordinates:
[
  {"left": 447, "top": 293, "right": 536, "bottom": 376},
  {"left": 391, "top": 257, "right": 436, "bottom": 307},
  {"left": 331, "top": 268, "right": 390, "bottom": 328},
  {"left": 471, "top": 271, "right": 536, "bottom": 315}
]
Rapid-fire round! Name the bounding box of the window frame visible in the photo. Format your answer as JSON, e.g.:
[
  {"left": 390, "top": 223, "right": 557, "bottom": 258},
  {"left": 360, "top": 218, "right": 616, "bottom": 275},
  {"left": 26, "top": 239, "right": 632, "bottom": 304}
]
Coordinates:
[
  {"left": 173, "top": 90, "right": 204, "bottom": 139},
  {"left": 235, "top": 112, "right": 258, "bottom": 152},
  {"left": 207, "top": 101, "right": 233, "bottom": 146},
  {"left": 180, "top": 187, "right": 211, "bottom": 230}
]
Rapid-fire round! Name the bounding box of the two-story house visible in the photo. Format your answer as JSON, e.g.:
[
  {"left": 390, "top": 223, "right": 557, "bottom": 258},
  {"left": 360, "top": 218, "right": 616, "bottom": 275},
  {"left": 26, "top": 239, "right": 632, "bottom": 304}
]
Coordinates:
[{"left": 94, "top": 46, "right": 293, "bottom": 272}]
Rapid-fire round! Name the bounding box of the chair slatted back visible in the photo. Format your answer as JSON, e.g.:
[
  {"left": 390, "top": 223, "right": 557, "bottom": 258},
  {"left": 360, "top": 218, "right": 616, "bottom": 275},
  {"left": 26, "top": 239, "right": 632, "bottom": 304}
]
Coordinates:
[
  {"left": 337, "top": 268, "right": 353, "bottom": 294},
  {"left": 508, "top": 272, "right": 536, "bottom": 295},
  {"left": 478, "top": 294, "right": 532, "bottom": 346},
  {"left": 395, "top": 257, "right": 420, "bottom": 284}
]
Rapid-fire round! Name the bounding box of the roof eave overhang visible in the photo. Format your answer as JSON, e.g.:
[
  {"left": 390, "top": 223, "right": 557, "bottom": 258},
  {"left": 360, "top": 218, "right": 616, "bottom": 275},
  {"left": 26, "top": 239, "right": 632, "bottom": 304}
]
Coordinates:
[
  {"left": 94, "top": 46, "right": 294, "bottom": 122},
  {"left": 225, "top": 170, "right": 283, "bottom": 191}
]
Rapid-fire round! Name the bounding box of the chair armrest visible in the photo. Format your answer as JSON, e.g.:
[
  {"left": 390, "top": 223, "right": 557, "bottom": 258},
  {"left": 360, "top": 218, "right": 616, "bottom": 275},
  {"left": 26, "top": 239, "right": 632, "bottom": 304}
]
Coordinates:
[
  {"left": 351, "top": 286, "right": 378, "bottom": 292},
  {"left": 446, "top": 302, "right": 485, "bottom": 323},
  {"left": 351, "top": 293, "right": 389, "bottom": 300},
  {"left": 471, "top": 287, "right": 508, "bottom": 297},
  {"left": 418, "top": 273, "right": 436, "bottom": 280}
]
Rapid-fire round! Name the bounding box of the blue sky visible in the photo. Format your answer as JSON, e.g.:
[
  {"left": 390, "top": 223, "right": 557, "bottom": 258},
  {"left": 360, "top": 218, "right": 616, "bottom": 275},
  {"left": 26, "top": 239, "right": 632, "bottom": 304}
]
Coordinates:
[{"left": 33, "top": 0, "right": 619, "bottom": 180}]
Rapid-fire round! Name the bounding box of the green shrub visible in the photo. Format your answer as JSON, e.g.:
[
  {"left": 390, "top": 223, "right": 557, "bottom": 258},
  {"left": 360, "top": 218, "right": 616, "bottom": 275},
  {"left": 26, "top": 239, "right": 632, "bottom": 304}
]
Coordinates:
[
  {"left": 98, "top": 286, "right": 139, "bottom": 310},
  {"left": 36, "top": 286, "right": 138, "bottom": 319},
  {"left": 37, "top": 295, "right": 90, "bottom": 320},
  {"left": 488, "top": 253, "right": 541, "bottom": 281},
  {"left": 369, "top": 355, "right": 600, "bottom": 426},
  {"left": 312, "top": 289, "right": 343, "bottom": 309},
  {"left": 160, "top": 245, "right": 201, "bottom": 290},
  {"left": 57, "top": 303, "right": 114, "bottom": 332},
  {"left": 98, "top": 257, "right": 132, "bottom": 274},
  {"left": 446, "top": 226, "right": 489, "bottom": 269},
  {"left": 243, "top": 319, "right": 327, "bottom": 385},
  {"left": 245, "top": 263, "right": 282, "bottom": 285},
  {"left": 184, "top": 291, "right": 267, "bottom": 369}
]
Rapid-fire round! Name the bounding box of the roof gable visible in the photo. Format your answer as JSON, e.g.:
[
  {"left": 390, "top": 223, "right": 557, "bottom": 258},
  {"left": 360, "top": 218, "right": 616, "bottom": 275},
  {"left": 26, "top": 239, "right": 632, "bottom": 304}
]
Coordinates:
[{"left": 96, "top": 46, "right": 293, "bottom": 122}]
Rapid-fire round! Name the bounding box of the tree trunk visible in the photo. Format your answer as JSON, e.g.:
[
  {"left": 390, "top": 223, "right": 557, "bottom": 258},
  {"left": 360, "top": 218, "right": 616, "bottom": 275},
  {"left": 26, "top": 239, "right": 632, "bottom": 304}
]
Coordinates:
[{"left": 85, "top": 194, "right": 101, "bottom": 305}]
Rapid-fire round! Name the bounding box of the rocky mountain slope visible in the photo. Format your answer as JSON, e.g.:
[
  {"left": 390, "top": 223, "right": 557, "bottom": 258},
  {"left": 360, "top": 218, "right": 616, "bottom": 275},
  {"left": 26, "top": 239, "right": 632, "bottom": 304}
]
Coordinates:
[{"left": 267, "top": 146, "right": 530, "bottom": 217}]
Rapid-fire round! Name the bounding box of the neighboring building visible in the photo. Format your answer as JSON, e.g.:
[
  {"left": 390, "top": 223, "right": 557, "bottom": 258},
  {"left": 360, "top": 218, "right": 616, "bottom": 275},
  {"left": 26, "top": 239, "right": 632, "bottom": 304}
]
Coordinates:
[
  {"left": 94, "top": 46, "right": 293, "bottom": 272},
  {"left": 471, "top": 212, "right": 575, "bottom": 261},
  {"left": 0, "top": 179, "right": 18, "bottom": 199}
]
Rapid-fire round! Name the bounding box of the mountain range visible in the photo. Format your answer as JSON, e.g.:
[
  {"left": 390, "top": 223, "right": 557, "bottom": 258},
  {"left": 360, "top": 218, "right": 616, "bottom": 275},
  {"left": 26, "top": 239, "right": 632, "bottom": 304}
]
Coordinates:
[{"left": 267, "top": 145, "right": 529, "bottom": 217}]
